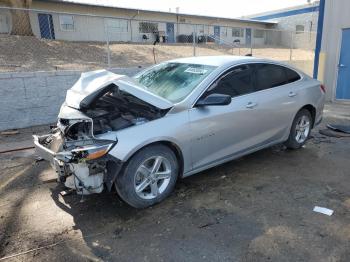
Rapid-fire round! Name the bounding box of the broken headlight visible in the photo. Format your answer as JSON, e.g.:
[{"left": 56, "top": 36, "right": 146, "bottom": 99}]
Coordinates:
[{"left": 71, "top": 143, "right": 115, "bottom": 161}]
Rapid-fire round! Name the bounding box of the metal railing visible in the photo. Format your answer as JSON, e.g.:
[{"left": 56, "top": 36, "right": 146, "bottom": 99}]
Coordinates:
[{"left": 0, "top": 7, "right": 316, "bottom": 75}]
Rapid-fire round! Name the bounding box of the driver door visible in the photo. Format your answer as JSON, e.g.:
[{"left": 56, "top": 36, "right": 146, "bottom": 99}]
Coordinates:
[{"left": 189, "top": 64, "right": 263, "bottom": 171}]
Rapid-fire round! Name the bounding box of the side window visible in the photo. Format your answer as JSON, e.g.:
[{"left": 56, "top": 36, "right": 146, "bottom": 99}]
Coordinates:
[
  {"left": 285, "top": 67, "right": 301, "bottom": 83},
  {"left": 296, "top": 25, "right": 305, "bottom": 34},
  {"left": 59, "top": 15, "right": 74, "bottom": 31},
  {"left": 254, "top": 64, "right": 289, "bottom": 91},
  {"left": 207, "top": 65, "right": 254, "bottom": 97}
]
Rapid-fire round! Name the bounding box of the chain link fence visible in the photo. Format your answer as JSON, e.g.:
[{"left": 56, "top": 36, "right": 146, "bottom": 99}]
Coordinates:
[{"left": 0, "top": 7, "right": 316, "bottom": 75}]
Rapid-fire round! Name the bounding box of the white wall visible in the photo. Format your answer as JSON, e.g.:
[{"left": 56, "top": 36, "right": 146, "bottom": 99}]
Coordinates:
[
  {"left": 250, "top": 10, "right": 318, "bottom": 49},
  {"left": 272, "top": 12, "right": 318, "bottom": 32},
  {"left": 0, "top": 67, "right": 143, "bottom": 131},
  {"left": 26, "top": 1, "right": 271, "bottom": 43},
  {"left": 320, "top": 0, "right": 350, "bottom": 101}
]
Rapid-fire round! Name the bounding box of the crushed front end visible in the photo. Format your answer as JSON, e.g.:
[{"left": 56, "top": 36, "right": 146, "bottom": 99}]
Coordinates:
[
  {"left": 33, "top": 70, "right": 171, "bottom": 196},
  {"left": 33, "top": 117, "right": 117, "bottom": 195}
]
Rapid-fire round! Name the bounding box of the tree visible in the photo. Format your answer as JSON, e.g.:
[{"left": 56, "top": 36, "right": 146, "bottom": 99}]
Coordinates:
[{"left": 4, "top": 0, "right": 33, "bottom": 36}]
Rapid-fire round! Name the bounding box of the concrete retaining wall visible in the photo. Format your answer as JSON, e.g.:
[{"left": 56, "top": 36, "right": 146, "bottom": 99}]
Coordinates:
[{"left": 0, "top": 67, "right": 143, "bottom": 131}]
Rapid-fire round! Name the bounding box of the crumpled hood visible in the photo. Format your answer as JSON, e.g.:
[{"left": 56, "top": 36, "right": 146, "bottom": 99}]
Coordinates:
[{"left": 65, "top": 70, "right": 173, "bottom": 110}]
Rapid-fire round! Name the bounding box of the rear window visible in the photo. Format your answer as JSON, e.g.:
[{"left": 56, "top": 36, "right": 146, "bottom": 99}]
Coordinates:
[
  {"left": 254, "top": 63, "right": 301, "bottom": 91},
  {"left": 285, "top": 67, "right": 301, "bottom": 83}
]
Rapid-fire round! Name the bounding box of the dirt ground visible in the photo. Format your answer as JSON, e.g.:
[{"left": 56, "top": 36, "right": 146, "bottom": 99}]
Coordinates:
[
  {"left": 0, "top": 102, "right": 349, "bottom": 262},
  {"left": 0, "top": 36, "right": 314, "bottom": 75}
]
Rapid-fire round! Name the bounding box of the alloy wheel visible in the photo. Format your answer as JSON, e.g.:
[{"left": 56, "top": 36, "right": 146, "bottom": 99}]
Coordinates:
[
  {"left": 295, "top": 115, "right": 311, "bottom": 143},
  {"left": 134, "top": 156, "right": 172, "bottom": 200}
]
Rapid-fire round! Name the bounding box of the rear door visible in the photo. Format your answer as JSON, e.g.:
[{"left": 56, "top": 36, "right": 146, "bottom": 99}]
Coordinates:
[{"left": 250, "top": 63, "right": 302, "bottom": 142}]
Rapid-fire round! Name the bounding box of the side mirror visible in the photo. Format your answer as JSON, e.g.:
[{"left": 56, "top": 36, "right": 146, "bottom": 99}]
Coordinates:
[{"left": 196, "top": 93, "right": 231, "bottom": 107}]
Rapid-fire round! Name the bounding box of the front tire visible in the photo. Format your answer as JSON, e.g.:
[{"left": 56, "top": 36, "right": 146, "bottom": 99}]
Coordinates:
[
  {"left": 284, "top": 109, "right": 312, "bottom": 149},
  {"left": 115, "top": 144, "right": 179, "bottom": 208}
]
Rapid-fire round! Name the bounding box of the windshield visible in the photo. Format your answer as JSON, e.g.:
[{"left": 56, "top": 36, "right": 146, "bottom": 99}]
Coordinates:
[{"left": 133, "top": 62, "right": 217, "bottom": 103}]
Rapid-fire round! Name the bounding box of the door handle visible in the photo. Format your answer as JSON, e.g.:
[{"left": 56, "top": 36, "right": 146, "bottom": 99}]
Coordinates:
[
  {"left": 246, "top": 102, "right": 258, "bottom": 109},
  {"left": 338, "top": 64, "right": 347, "bottom": 68},
  {"left": 288, "top": 91, "right": 297, "bottom": 97}
]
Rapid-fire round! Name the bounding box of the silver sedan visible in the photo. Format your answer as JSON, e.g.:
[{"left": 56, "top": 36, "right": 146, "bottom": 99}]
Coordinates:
[{"left": 34, "top": 56, "right": 325, "bottom": 208}]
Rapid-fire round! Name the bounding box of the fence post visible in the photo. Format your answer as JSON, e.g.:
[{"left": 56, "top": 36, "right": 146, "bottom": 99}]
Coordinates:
[
  {"left": 250, "top": 28, "right": 253, "bottom": 55},
  {"left": 289, "top": 31, "right": 294, "bottom": 61},
  {"left": 104, "top": 20, "right": 111, "bottom": 68},
  {"left": 129, "top": 19, "right": 133, "bottom": 42},
  {"left": 193, "top": 24, "right": 196, "bottom": 56}
]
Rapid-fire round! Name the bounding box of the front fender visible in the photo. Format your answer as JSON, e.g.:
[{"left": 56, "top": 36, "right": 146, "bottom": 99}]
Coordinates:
[
  {"left": 105, "top": 111, "right": 192, "bottom": 173},
  {"left": 112, "top": 136, "right": 183, "bottom": 162}
]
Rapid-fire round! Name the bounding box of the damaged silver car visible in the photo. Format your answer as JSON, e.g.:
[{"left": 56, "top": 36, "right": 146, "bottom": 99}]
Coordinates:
[{"left": 34, "top": 56, "right": 325, "bottom": 208}]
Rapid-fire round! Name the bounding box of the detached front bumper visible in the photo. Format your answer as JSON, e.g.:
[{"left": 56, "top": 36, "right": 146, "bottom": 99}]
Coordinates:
[
  {"left": 33, "top": 133, "right": 116, "bottom": 195},
  {"left": 33, "top": 134, "right": 72, "bottom": 161},
  {"left": 33, "top": 135, "right": 56, "bottom": 162},
  {"left": 33, "top": 134, "right": 72, "bottom": 180}
]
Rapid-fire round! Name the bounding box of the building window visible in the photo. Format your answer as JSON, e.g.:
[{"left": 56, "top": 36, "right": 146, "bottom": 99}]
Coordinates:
[
  {"left": 232, "top": 28, "right": 244, "bottom": 37},
  {"left": 198, "top": 25, "right": 205, "bottom": 34},
  {"left": 59, "top": 15, "right": 74, "bottom": 31},
  {"left": 222, "top": 27, "right": 228, "bottom": 37},
  {"left": 253, "top": 29, "right": 264, "bottom": 38},
  {"left": 139, "top": 22, "right": 158, "bottom": 33},
  {"left": 106, "top": 19, "right": 128, "bottom": 32},
  {"left": 296, "top": 25, "right": 305, "bottom": 34}
]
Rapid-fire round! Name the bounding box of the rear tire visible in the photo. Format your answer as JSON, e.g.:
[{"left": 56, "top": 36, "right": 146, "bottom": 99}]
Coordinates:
[
  {"left": 115, "top": 144, "right": 178, "bottom": 208},
  {"left": 284, "top": 109, "right": 312, "bottom": 149}
]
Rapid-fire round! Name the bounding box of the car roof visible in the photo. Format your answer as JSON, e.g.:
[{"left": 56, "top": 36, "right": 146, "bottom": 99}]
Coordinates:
[
  {"left": 168, "top": 55, "right": 306, "bottom": 77},
  {"left": 169, "top": 55, "right": 262, "bottom": 67}
]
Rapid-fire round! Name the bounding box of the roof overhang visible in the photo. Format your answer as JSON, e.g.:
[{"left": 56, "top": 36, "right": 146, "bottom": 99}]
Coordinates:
[{"left": 37, "top": 0, "right": 276, "bottom": 26}]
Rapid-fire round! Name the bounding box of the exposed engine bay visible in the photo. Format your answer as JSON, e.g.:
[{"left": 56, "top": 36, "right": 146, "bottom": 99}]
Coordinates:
[
  {"left": 34, "top": 82, "right": 169, "bottom": 195},
  {"left": 61, "top": 83, "right": 168, "bottom": 140}
]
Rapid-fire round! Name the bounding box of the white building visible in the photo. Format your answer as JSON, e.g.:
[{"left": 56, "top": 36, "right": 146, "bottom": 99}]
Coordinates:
[
  {"left": 244, "top": 2, "right": 319, "bottom": 49},
  {"left": 246, "top": 2, "right": 319, "bottom": 33},
  {"left": 315, "top": 0, "right": 350, "bottom": 101},
  {"left": 0, "top": 0, "right": 275, "bottom": 45}
]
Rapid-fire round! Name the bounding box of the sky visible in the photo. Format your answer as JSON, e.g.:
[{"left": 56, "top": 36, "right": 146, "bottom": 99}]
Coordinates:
[{"left": 68, "top": 0, "right": 313, "bottom": 18}]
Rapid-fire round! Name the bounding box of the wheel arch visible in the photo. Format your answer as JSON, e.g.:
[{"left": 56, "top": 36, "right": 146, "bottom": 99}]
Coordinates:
[
  {"left": 123, "top": 140, "right": 185, "bottom": 178},
  {"left": 299, "top": 104, "right": 316, "bottom": 127}
]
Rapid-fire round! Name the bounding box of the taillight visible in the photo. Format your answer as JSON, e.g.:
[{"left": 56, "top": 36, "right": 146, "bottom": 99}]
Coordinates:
[{"left": 320, "top": 84, "right": 326, "bottom": 93}]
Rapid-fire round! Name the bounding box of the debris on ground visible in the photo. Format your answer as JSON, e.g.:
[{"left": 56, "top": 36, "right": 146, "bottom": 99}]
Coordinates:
[
  {"left": 0, "top": 146, "right": 35, "bottom": 154},
  {"left": 319, "top": 129, "right": 350, "bottom": 138},
  {"left": 310, "top": 134, "right": 334, "bottom": 144},
  {"left": 313, "top": 206, "right": 334, "bottom": 216},
  {"left": 41, "top": 178, "right": 58, "bottom": 184},
  {"left": 59, "top": 189, "right": 74, "bottom": 196},
  {"left": 271, "top": 144, "right": 287, "bottom": 153},
  {"left": 35, "top": 156, "right": 44, "bottom": 162},
  {"left": 327, "top": 124, "right": 350, "bottom": 134},
  {"left": 0, "top": 130, "right": 19, "bottom": 136},
  {"left": 198, "top": 220, "right": 220, "bottom": 229},
  {"left": 113, "top": 227, "right": 123, "bottom": 239}
]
